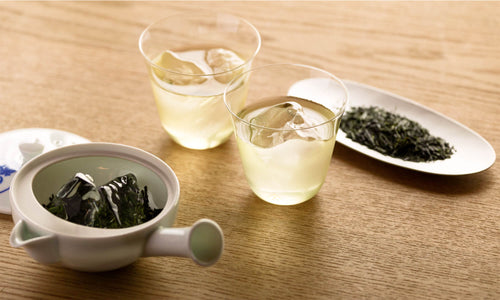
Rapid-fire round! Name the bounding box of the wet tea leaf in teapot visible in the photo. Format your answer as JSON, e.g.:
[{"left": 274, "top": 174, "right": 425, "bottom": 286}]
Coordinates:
[{"left": 44, "top": 173, "right": 162, "bottom": 228}]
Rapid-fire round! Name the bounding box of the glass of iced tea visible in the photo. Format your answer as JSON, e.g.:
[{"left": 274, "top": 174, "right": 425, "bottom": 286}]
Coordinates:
[
  {"left": 139, "top": 13, "right": 261, "bottom": 150},
  {"left": 224, "top": 64, "right": 348, "bottom": 205}
]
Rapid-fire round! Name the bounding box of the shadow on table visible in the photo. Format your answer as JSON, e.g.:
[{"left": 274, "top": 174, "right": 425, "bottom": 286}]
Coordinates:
[
  {"left": 333, "top": 143, "right": 494, "bottom": 195},
  {"left": 215, "top": 191, "right": 335, "bottom": 297}
]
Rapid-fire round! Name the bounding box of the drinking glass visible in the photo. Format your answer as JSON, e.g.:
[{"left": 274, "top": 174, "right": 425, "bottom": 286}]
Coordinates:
[
  {"left": 139, "top": 13, "right": 261, "bottom": 150},
  {"left": 224, "top": 64, "right": 348, "bottom": 205}
]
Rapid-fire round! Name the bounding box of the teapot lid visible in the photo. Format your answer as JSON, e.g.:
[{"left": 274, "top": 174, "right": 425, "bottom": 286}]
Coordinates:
[{"left": 0, "top": 128, "right": 90, "bottom": 214}]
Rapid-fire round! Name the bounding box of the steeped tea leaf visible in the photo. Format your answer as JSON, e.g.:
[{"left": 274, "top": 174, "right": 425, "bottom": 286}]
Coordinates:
[{"left": 44, "top": 173, "right": 162, "bottom": 228}]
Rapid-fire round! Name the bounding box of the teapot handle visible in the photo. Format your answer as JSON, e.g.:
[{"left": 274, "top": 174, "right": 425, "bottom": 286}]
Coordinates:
[{"left": 143, "top": 219, "right": 223, "bottom": 267}]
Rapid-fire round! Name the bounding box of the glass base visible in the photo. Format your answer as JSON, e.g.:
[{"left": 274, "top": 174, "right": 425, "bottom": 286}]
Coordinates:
[
  {"left": 163, "top": 127, "right": 232, "bottom": 150},
  {"left": 252, "top": 187, "right": 320, "bottom": 206}
]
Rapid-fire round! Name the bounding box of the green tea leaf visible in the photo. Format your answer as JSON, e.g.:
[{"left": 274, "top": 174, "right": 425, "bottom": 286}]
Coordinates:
[
  {"left": 340, "top": 106, "right": 455, "bottom": 162},
  {"left": 44, "top": 173, "right": 162, "bottom": 229}
]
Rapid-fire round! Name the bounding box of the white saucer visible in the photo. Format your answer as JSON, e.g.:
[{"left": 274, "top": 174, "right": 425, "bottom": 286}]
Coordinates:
[{"left": 0, "top": 128, "right": 90, "bottom": 214}]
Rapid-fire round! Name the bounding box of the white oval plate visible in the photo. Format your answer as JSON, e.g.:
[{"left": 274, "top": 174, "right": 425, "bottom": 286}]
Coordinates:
[{"left": 335, "top": 80, "right": 496, "bottom": 175}]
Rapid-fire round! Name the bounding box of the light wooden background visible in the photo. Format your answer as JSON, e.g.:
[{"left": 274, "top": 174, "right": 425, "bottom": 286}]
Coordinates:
[{"left": 0, "top": 1, "right": 499, "bottom": 299}]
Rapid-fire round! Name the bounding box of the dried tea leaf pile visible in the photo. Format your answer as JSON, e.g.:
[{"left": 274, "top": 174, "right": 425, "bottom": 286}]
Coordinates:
[
  {"left": 340, "top": 106, "right": 455, "bottom": 162},
  {"left": 44, "top": 173, "right": 161, "bottom": 228}
]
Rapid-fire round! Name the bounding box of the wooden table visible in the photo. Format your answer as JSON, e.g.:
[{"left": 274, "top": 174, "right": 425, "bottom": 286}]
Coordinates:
[{"left": 1, "top": 2, "right": 499, "bottom": 299}]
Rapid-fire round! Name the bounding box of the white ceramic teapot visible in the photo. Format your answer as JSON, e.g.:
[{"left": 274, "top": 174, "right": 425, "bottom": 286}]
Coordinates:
[{"left": 9, "top": 143, "right": 224, "bottom": 272}]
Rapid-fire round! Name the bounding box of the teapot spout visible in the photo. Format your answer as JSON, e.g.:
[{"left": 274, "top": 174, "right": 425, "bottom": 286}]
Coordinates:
[
  {"left": 143, "top": 219, "right": 223, "bottom": 267},
  {"left": 10, "top": 220, "right": 59, "bottom": 264}
]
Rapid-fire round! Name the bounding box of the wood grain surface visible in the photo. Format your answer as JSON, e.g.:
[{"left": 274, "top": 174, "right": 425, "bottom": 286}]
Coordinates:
[{"left": 0, "top": 1, "right": 499, "bottom": 299}]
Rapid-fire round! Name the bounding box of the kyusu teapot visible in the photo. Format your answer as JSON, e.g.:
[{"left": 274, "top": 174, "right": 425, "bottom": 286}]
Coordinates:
[{"left": 9, "top": 143, "right": 223, "bottom": 272}]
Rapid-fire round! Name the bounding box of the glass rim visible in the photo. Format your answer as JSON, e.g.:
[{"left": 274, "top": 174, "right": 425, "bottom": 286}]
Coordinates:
[
  {"left": 223, "top": 63, "right": 349, "bottom": 132},
  {"left": 138, "top": 12, "right": 261, "bottom": 77}
]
